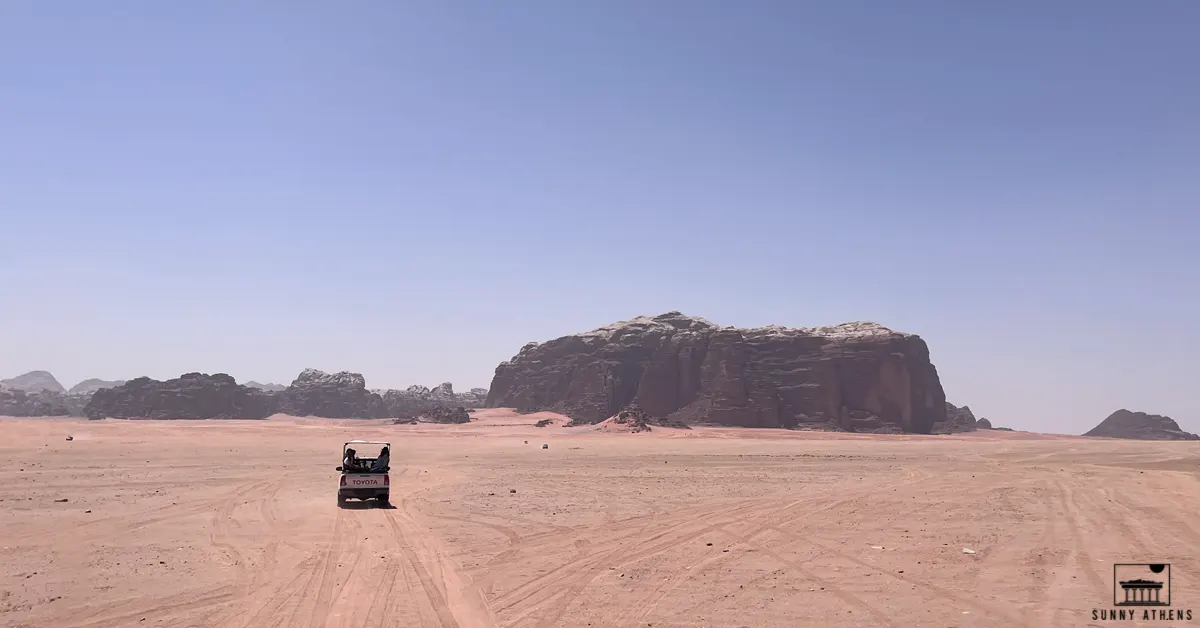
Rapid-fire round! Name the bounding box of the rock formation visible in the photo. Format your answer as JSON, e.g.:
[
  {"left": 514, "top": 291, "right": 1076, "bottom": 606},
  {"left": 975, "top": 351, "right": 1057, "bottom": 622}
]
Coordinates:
[
  {"left": 607, "top": 406, "right": 654, "bottom": 433},
  {"left": 1, "top": 370, "right": 66, "bottom": 393},
  {"left": 274, "top": 369, "right": 387, "bottom": 419},
  {"left": 487, "top": 312, "right": 947, "bottom": 433},
  {"left": 931, "top": 402, "right": 978, "bottom": 434},
  {"left": 68, "top": 378, "right": 127, "bottom": 395},
  {"left": 0, "top": 363, "right": 487, "bottom": 420},
  {"left": 83, "top": 373, "right": 275, "bottom": 420},
  {"left": 422, "top": 406, "right": 471, "bottom": 424},
  {"left": 975, "top": 418, "right": 993, "bottom": 429},
  {"left": 0, "top": 388, "right": 74, "bottom": 416},
  {"left": 0, "top": 372, "right": 126, "bottom": 416},
  {"left": 1084, "top": 409, "right": 1199, "bottom": 441},
  {"left": 378, "top": 383, "right": 487, "bottom": 419}
]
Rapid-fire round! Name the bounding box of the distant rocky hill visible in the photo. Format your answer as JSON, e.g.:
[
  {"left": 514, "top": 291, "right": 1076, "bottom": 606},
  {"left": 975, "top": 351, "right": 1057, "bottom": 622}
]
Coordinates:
[
  {"left": 1, "top": 388, "right": 76, "bottom": 417},
  {"left": 76, "top": 367, "right": 485, "bottom": 421},
  {"left": 245, "top": 381, "right": 286, "bottom": 392},
  {"left": 487, "top": 311, "right": 948, "bottom": 433},
  {"left": 1, "top": 370, "right": 65, "bottom": 393},
  {"left": 1084, "top": 409, "right": 1199, "bottom": 441},
  {"left": 68, "top": 378, "right": 127, "bottom": 395},
  {"left": 0, "top": 371, "right": 103, "bottom": 416},
  {"left": 0, "top": 372, "right": 129, "bottom": 416}
]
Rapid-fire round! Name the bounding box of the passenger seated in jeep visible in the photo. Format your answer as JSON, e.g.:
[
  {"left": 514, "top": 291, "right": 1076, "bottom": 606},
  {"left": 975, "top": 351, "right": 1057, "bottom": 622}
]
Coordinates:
[
  {"left": 370, "top": 446, "right": 390, "bottom": 473},
  {"left": 343, "top": 448, "right": 366, "bottom": 472}
]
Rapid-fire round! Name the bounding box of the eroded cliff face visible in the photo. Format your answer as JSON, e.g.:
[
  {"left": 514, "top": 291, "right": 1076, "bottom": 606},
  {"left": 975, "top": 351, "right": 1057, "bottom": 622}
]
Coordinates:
[{"left": 487, "top": 312, "right": 948, "bottom": 433}]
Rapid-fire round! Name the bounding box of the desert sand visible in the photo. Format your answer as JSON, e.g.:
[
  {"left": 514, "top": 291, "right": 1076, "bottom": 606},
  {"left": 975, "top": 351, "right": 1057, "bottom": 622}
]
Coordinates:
[{"left": 2, "top": 410, "right": 1198, "bottom": 628}]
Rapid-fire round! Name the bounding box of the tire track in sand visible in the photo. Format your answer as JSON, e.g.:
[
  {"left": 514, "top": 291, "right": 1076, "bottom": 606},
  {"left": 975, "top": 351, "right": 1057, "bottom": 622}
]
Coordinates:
[
  {"left": 581, "top": 465, "right": 933, "bottom": 627},
  {"left": 499, "top": 467, "right": 932, "bottom": 627},
  {"left": 495, "top": 499, "right": 772, "bottom": 626},
  {"left": 306, "top": 509, "right": 366, "bottom": 628},
  {"left": 609, "top": 472, "right": 993, "bottom": 627},
  {"left": 58, "top": 586, "right": 238, "bottom": 628},
  {"left": 383, "top": 507, "right": 494, "bottom": 628}
]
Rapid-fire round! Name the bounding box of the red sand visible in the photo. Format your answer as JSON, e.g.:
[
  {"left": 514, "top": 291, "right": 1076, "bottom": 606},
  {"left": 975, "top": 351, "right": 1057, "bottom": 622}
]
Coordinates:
[{"left": 2, "top": 410, "right": 1198, "bottom": 627}]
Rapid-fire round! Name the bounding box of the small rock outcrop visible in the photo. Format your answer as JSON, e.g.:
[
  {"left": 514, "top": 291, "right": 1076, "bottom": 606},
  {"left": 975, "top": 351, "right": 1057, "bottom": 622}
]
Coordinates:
[
  {"left": 68, "top": 378, "right": 127, "bottom": 395},
  {"left": 83, "top": 373, "right": 275, "bottom": 420},
  {"left": 976, "top": 418, "right": 993, "bottom": 429},
  {"left": 931, "top": 402, "right": 978, "bottom": 434},
  {"left": 487, "top": 312, "right": 947, "bottom": 433},
  {"left": 1, "top": 370, "right": 66, "bottom": 393},
  {"left": 1084, "top": 409, "right": 1199, "bottom": 441},
  {"left": 275, "top": 369, "right": 387, "bottom": 419},
  {"left": 610, "top": 406, "right": 653, "bottom": 432},
  {"left": 422, "top": 406, "right": 470, "bottom": 424}
]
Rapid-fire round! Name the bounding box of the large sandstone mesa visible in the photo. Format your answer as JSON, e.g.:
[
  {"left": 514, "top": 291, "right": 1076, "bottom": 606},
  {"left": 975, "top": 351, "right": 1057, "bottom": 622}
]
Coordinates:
[
  {"left": 487, "top": 312, "right": 948, "bottom": 433},
  {"left": 1084, "top": 409, "right": 1199, "bottom": 441},
  {"left": 83, "top": 373, "right": 275, "bottom": 420}
]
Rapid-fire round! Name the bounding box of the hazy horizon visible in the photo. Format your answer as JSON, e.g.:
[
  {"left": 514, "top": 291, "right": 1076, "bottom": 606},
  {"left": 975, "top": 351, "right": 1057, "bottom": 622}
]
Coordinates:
[{"left": 3, "top": 2, "right": 1197, "bottom": 435}]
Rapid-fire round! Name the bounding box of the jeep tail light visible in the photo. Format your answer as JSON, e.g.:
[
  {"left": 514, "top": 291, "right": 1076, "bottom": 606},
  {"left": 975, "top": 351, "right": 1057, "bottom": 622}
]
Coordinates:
[
  {"left": 383, "top": 474, "right": 389, "bottom": 486},
  {"left": 340, "top": 475, "right": 347, "bottom": 486}
]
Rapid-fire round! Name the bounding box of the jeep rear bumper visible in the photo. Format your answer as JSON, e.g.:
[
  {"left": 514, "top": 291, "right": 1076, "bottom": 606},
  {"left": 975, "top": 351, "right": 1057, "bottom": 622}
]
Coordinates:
[{"left": 339, "top": 488, "right": 389, "bottom": 500}]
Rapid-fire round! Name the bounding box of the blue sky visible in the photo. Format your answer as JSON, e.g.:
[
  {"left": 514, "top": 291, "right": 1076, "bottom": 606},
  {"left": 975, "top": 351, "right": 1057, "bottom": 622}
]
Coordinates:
[{"left": 1, "top": 2, "right": 1197, "bottom": 434}]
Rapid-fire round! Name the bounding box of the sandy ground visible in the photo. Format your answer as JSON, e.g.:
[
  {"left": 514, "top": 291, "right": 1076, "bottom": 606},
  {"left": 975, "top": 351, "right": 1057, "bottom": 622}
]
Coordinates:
[{"left": 2, "top": 409, "right": 1199, "bottom": 628}]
